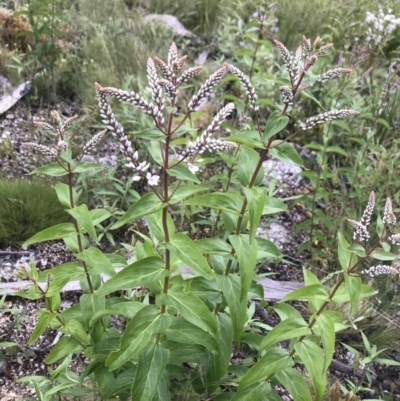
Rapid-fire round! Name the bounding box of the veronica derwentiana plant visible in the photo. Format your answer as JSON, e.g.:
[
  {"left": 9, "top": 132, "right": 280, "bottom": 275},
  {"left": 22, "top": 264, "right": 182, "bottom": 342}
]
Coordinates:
[{"left": 16, "top": 39, "right": 367, "bottom": 401}]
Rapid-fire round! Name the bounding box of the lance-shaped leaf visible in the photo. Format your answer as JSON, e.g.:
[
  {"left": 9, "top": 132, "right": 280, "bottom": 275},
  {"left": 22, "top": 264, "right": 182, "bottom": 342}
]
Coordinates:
[
  {"left": 275, "top": 368, "right": 312, "bottom": 401},
  {"left": 76, "top": 247, "right": 116, "bottom": 277},
  {"left": 232, "top": 382, "right": 271, "bottom": 401},
  {"left": 237, "top": 146, "right": 263, "bottom": 186},
  {"left": 229, "top": 234, "right": 257, "bottom": 301},
  {"left": 131, "top": 343, "right": 170, "bottom": 401},
  {"left": 263, "top": 110, "right": 289, "bottom": 140},
  {"left": 167, "top": 233, "right": 216, "bottom": 280},
  {"left": 23, "top": 223, "right": 76, "bottom": 247},
  {"left": 259, "top": 317, "right": 311, "bottom": 351},
  {"left": 95, "top": 257, "right": 167, "bottom": 296},
  {"left": 53, "top": 183, "right": 79, "bottom": 209},
  {"left": 239, "top": 346, "right": 293, "bottom": 389},
  {"left": 28, "top": 310, "right": 56, "bottom": 345},
  {"left": 295, "top": 340, "right": 326, "bottom": 401},
  {"left": 159, "top": 286, "right": 217, "bottom": 334},
  {"left": 243, "top": 187, "right": 266, "bottom": 243},
  {"left": 315, "top": 311, "right": 335, "bottom": 372},
  {"left": 280, "top": 284, "right": 329, "bottom": 303},
  {"left": 269, "top": 142, "right": 305, "bottom": 168},
  {"left": 45, "top": 337, "right": 83, "bottom": 364},
  {"left": 66, "top": 204, "right": 97, "bottom": 243},
  {"left": 111, "top": 193, "right": 166, "bottom": 229},
  {"left": 165, "top": 318, "right": 218, "bottom": 353},
  {"left": 183, "top": 192, "right": 243, "bottom": 214},
  {"left": 217, "top": 275, "right": 247, "bottom": 341},
  {"left": 106, "top": 306, "right": 171, "bottom": 371}
]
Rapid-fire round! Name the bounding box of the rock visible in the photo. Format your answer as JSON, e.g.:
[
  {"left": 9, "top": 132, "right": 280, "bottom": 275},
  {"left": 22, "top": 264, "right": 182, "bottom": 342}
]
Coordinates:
[
  {"left": 144, "top": 14, "right": 196, "bottom": 38},
  {"left": 263, "top": 157, "right": 302, "bottom": 185}
]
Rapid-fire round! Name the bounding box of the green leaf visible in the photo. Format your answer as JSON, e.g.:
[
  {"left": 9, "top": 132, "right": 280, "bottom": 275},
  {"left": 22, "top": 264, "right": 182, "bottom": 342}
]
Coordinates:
[
  {"left": 243, "top": 187, "right": 267, "bottom": 243},
  {"left": 28, "top": 310, "right": 56, "bottom": 345},
  {"left": 183, "top": 192, "right": 242, "bottom": 214},
  {"left": 273, "top": 303, "right": 303, "bottom": 320},
  {"left": 111, "top": 193, "right": 165, "bottom": 229},
  {"left": 237, "top": 147, "right": 262, "bottom": 186},
  {"left": 45, "top": 337, "right": 83, "bottom": 364},
  {"left": 229, "top": 234, "right": 257, "bottom": 300},
  {"left": 76, "top": 247, "right": 116, "bottom": 277},
  {"left": 38, "top": 262, "right": 86, "bottom": 284},
  {"left": 259, "top": 317, "right": 311, "bottom": 351},
  {"left": 275, "top": 368, "right": 312, "bottom": 401},
  {"left": 96, "top": 257, "right": 167, "bottom": 296},
  {"left": 280, "top": 284, "right": 329, "bottom": 302},
  {"left": 164, "top": 340, "right": 206, "bottom": 365},
  {"left": 165, "top": 318, "right": 218, "bottom": 352},
  {"left": 169, "top": 163, "right": 200, "bottom": 183},
  {"left": 168, "top": 184, "right": 209, "bottom": 204},
  {"left": 61, "top": 319, "right": 90, "bottom": 345},
  {"left": 256, "top": 238, "right": 280, "bottom": 260},
  {"left": 332, "top": 282, "right": 376, "bottom": 303},
  {"left": 344, "top": 273, "right": 361, "bottom": 316},
  {"left": 89, "top": 300, "right": 145, "bottom": 326},
  {"left": 229, "top": 131, "right": 265, "bottom": 148},
  {"left": 262, "top": 196, "right": 287, "bottom": 214},
  {"left": 106, "top": 306, "right": 170, "bottom": 371},
  {"left": 370, "top": 250, "right": 397, "bottom": 260},
  {"left": 295, "top": 340, "right": 326, "bottom": 401},
  {"left": 326, "top": 146, "right": 348, "bottom": 157},
  {"left": 263, "top": 110, "right": 289, "bottom": 141},
  {"left": 160, "top": 286, "right": 217, "bottom": 334},
  {"left": 232, "top": 382, "right": 271, "bottom": 401},
  {"left": 22, "top": 223, "right": 76, "bottom": 247},
  {"left": 218, "top": 275, "right": 247, "bottom": 341},
  {"left": 167, "top": 233, "right": 216, "bottom": 280},
  {"left": 337, "top": 232, "right": 352, "bottom": 271},
  {"left": 214, "top": 313, "right": 233, "bottom": 378},
  {"left": 53, "top": 183, "right": 78, "bottom": 208},
  {"left": 302, "top": 268, "right": 324, "bottom": 313},
  {"left": 299, "top": 89, "right": 324, "bottom": 109},
  {"left": 151, "top": 371, "right": 170, "bottom": 401},
  {"left": 103, "top": 368, "right": 137, "bottom": 399},
  {"left": 131, "top": 343, "right": 170, "bottom": 401},
  {"left": 195, "top": 238, "right": 232, "bottom": 255},
  {"left": 80, "top": 294, "right": 105, "bottom": 327},
  {"left": 146, "top": 210, "right": 175, "bottom": 242},
  {"left": 66, "top": 204, "right": 97, "bottom": 243},
  {"left": 315, "top": 311, "right": 335, "bottom": 372},
  {"left": 269, "top": 142, "right": 304, "bottom": 168},
  {"left": 31, "top": 163, "right": 68, "bottom": 177},
  {"left": 90, "top": 208, "right": 112, "bottom": 226},
  {"left": 239, "top": 347, "right": 293, "bottom": 388}
]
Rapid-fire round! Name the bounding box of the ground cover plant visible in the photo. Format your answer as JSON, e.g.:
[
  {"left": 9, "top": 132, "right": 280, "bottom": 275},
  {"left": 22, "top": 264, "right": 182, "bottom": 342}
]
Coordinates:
[{"left": 8, "top": 35, "right": 400, "bottom": 401}]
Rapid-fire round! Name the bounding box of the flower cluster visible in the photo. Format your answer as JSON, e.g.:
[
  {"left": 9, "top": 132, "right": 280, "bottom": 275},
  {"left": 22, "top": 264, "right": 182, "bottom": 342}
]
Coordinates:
[
  {"left": 347, "top": 191, "right": 375, "bottom": 242},
  {"left": 361, "top": 265, "right": 399, "bottom": 277},
  {"left": 365, "top": 6, "right": 400, "bottom": 46},
  {"left": 299, "top": 109, "right": 359, "bottom": 130},
  {"left": 186, "top": 103, "right": 237, "bottom": 156}
]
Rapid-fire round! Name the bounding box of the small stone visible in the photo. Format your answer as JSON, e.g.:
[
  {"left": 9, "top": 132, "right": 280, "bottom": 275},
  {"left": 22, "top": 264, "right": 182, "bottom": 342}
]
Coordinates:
[{"left": 6, "top": 114, "right": 14, "bottom": 119}]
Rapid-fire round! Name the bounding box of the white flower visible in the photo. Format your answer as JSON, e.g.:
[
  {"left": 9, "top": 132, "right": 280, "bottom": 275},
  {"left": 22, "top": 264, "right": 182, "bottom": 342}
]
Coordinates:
[
  {"left": 146, "top": 173, "right": 160, "bottom": 186},
  {"left": 132, "top": 175, "right": 141, "bottom": 182},
  {"left": 137, "top": 161, "right": 150, "bottom": 172},
  {"left": 187, "top": 163, "right": 200, "bottom": 174},
  {"left": 125, "top": 162, "right": 135, "bottom": 169}
]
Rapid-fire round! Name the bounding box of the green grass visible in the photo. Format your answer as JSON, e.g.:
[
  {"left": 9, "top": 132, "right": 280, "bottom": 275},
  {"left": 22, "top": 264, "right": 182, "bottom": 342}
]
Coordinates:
[{"left": 0, "top": 179, "right": 67, "bottom": 245}]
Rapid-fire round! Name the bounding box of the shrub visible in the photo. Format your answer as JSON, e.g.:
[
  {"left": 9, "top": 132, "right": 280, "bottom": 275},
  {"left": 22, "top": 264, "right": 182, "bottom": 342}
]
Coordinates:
[{"left": 0, "top": 178, "right": 67, "bottom": 245}]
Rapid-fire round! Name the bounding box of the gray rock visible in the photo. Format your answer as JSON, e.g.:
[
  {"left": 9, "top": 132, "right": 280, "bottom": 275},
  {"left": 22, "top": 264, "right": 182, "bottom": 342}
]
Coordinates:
[{"left": 144, "top": 14, "right": 196, "bottom": 38}]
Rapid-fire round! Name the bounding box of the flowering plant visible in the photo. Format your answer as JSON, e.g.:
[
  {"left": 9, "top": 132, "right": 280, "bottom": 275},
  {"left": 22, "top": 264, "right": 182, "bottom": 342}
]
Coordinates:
[{"left": 15, "top": 38, "right": 390, "bottom": 400}]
